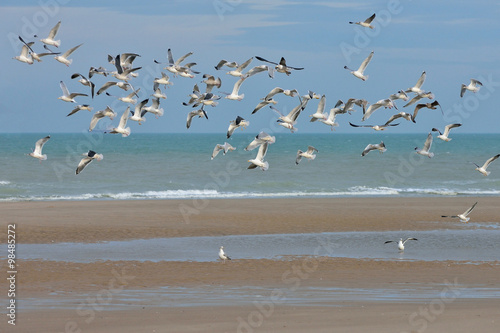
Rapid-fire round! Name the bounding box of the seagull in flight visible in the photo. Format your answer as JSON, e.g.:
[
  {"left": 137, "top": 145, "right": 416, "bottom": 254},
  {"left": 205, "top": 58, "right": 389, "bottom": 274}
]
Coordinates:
[
  {"left": 71, "top": 73, "right": 95, "bottom": 98},
  {"left": 248, "top": 142, "right": 270, "bottom": 171},
  {"left": 460, "top": 79, "right": 483, "bottom": 97},
  {"left": 415, "top": 132, "right": 434, "bottom": 158},
  {"left": 76, "top": 150, "right": 103, "bottom": 175},
  {"left": 211, "top": 142, "right": 236, "bottom": 160},
  {"left": 344, "top": 50, "right": 373, "bottom": 81},
  {"left": 441, "top": 202, "right": 478, "bottom": 223},
  {"left": 471, "top": 154, "right": 500, "bottom": 176},
  {"left": 28, "top": 135, "right": 50, "bottom": 161},
  {"left": 361, "top": 141, "right": 386, "bottom": 156},
  {"left": 245, "top": 132, "right": 276, "bottom": 151},
  {"left": 54, "top": 43, "right": 83, "bottom": 66},
  {"left": 13, "top": 40, "right": 34, "bottom": 64},
  {"left": 40, "top": 21, "right": 61, "bottom": 47},
  {"left": 406, "top": 71, "right": 427, "bottom": 95},
  {"left": 255, "top": 56, "right": 304, "bottom": 75},
  {"left": 67, "top": 104, "right": 92, "bottom": 117},
  {"left": 58, "top": 81, "right": 88, "bottom": 103},
  {"left": 349, "top": 122, "right": 399, "bottom": 131},
  {"left": 215, "top": 57, "right": 253, "bottom": 77},
  {"left": 227, "top": 116, "right": 250, "bottom": 138},
  {"left": 384, "top": 238, "right": 418, "bottom": 251},
  {"left": 296, "top": 146, "right": 318, "bottom": 165},
  {"left": 411, "top": 100, "right": 442, "bottom": 123},
  {"left": 349, "top": 13, "right": 376, "bottom": 29},
  {"left": 431, "top": 123, "right": 462, "bottom": 141}
]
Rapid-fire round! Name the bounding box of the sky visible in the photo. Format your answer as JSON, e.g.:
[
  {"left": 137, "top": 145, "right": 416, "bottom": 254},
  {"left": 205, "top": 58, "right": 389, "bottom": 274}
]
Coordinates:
[{"left": 1, "top": 0, "right": 500, "bottom": 134}]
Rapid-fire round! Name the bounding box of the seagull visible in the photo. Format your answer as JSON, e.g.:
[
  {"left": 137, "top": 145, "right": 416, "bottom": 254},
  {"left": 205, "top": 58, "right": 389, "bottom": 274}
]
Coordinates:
[
  {"left": 58, "top": 81, "right": 88, "bottom": 103},
  {"left": 151, "top": 84, "right": 167, "bottom": 99},
  {"left": 219, "top": 246, "right": 231, "bottom": 263},
  {"left": 164, "top": 48, "right": 193, "bottom": 75},
  {"left": 431, "top": 123, "right": 462, "bottom": 141},
  {"left": 116, "top": 88, "right": 141, "bottom": 105},
  {"left": 201, "top": 74, "right": 222, "bottom": 93},
  {"left": 28, "top": 135, "right": 50, "bottom": 161},
  {"left": 384, "top": 238, "right": 417, "bottom": 251},
  {"left": 67, "top": 104, "right": 92, "bottom": 117},
  {"left": 245, "top": 132, "right": 276, "bottom": 151},
  {"left": 54, "top": 43, "right": 83, "bottom": 66},
  {"left": 310, "top": 95, "right": 327, "bottom": 122},
  {"left": 211, "top": 142, "right": 236, "bottom": 160},
  {"left": 143, "top": 97, "right": 164, "bottom": 118},
  {"left": 128, "top": 99, "right": 149, "bottom": 125},
  {"left": 471, "top": 154, "right": 500, "bottom": 176},
  {"left": 349, "top": 122, "right": 399, "bottom": 131},
  {"left": 344, "top": 50, "right": 373, "bottom": 81},
  {"left": 338, "top": 98, "right": 367, "bottom": 114},
  {"left": 96, "top": 81, "right": 131, "bottom": 95},
  {"left": 244, "top": 65, "right": 275, "bottom": 79},
  {"left": 442, "top": 202, "right": 478, "bottom": 223},
  {"left": 186, "top": 107, "right": 207, "bottom": 129},
  {"left": 71, "top": 73, "right": 95, "bottom": 98},
  {"left": 215, "top": 57, "right": 253, "bottom": 77},
  {"left": 415, "top": 132, "right": 434, "bottom": 158},
  {"left": 154, "top": 72, "right": 174, "bottom": 87},
  {"left": 76, "top": 150, "right": 103, "bottom": 175},
  {"left": 248, "top": 142, "right": 269, "bottom": 171},
  {"left": 17, "top": 36, "right": 60, "bottom": 62},
  {"left": 460, "top": 79, "right": 483, "bottom": 97},
  {"left": 40, "top": 21, "right": 61, "bottom": 47},
  {"left": 270, "top": 95, "right": 310, "bottom": 132},
  {"left": 411, "top": 100, "right": 442, "bottom": 123},
  {"left": 384, "top": 112, "right": 413, "bottom": 125},
  {"left": 263, "top": 87, "right": 299, "bottom": 100},
  {"left": 320, "top": 106, "right": 340, "bottom": 130},
  {"left": 111, "top": 54, "right": 141, "bottom": 81},
  {"left": 349, "top": 13, "right": 376, "bottom": 28},
  {"left": 110, "top": 53, "right": 141, "bottom": 71},
  {"left": 88, "top": 66, "right": 108, "bottom": 78},
  {"left": 178, "top": 62, "right": 199, "bottom": 78},
  {"left": 362, "top": 98, "right": 397, "bottom": 121},
  {"left": 13, "top": 41, "right": 34, "bottom": 64},
  {"left": 361, "top": 141, "right": 386, "bottom": 156},
  {"left": 227, "top": 116, "right": 250, "bottom": 138},
  {"left": 296, "top": 146, "right": 318, "bottom": 165},
  {"left": 108, "top": 107, "right": 131, "bottom": 137},
  {"left": 252, "top": 98, "right": 277, "bottom": 114},
  {"left": 222, "top": 77, "right": 246, "bottom": 100},
  {"left": 389, "top": 90, "right": 409, "bottom": 101},
  {"left": 255, "top": 56, "right": 303, "bottom": 75},
  {"left": 406, "top": 71, "right": 427, "bottom": 95},
  {"left": 89, "top": 106, "right": 116, "bottom": 131},
  {"left": 403, "top": 91, "right": 435, "bottom": 108}
]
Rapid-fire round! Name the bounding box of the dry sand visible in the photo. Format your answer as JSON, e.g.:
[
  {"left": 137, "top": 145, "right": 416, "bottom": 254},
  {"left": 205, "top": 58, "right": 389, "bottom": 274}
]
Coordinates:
[{"left": 1, "top": 197, "right": 499, "bottom": 332}]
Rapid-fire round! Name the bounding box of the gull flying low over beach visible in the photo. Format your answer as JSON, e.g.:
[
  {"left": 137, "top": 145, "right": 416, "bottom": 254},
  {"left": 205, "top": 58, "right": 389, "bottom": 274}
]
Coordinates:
[
  {"left": 361, "top": 141, "right": 386, "bottom": 156},
  {"left": 108, "top": 107, "right": 131, "bottom": 137},
  {"left": 296, "top": 146, "right": 318, "bottom": 165},
  {"left": 432, "top": 123, "right": 462, "bottom": 141},
  {"left": 415, "top": 132, "right": 434, "bottom": 158},
  {"left": 248, "top": 142, "right": 270, "bottom": 171},
  {"left": 471, "top": 154, "right": 500, "bottom": 176},
  {"left": 39, "top": 21, "right": 61, "bottom": 47},
  {"left": 28, "top": 135, "right": 50, "bottom": 161},
  {"left": 227, "top": 116, "right": 250, "bottom": 138},
  {"left": 344, "top": 50, "right": 373, "bottom": 81},
  {"left": 245, "top": 132, "right": 276, "bottom": 151},
  {"left": 255, "top": 56, "right": 303, "bottom": 75},
  {"left": 460, "top": 79, "right": 483, "bottom": 97},
  {"left": 219, "top": 246, "right": 231, "bottom": 263},
  {"left": 54, "top": 43, "right": 83, "bottom": 66},
  {"left": 349, "top": 13, "right": 376, "bottom": 29},
  {"left": 76, "top": 150, "right": 103, "bottom": 175},
  {"left": 384, "top": 238, "right": 417, "bottom": 251},
  {"left": 58, "top": 81, "right": 88, "bottom": 103},
  {"left": 211, "top": 142, "right": 236, "bottom": 160},
  {"left": 441, "top": 202, "right": 478, "bottom": 223}
]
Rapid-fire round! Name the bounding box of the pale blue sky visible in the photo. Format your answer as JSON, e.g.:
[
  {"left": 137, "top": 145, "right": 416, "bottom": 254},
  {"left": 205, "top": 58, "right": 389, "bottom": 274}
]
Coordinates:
[{"left": 2, "top": 0, "right": 500, "bottom": 134}]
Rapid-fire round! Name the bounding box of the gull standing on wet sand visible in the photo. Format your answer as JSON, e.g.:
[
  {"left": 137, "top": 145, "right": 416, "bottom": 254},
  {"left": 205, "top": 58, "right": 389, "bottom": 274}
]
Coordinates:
[{"left": 219, "top": 246, "right": 231, "bottom": 263}]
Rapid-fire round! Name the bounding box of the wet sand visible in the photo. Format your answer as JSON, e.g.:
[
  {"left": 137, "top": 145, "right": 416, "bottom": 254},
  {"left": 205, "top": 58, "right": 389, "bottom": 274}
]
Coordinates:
[{"left": 1, "top": 197, "right": 499, "bottom": 332}]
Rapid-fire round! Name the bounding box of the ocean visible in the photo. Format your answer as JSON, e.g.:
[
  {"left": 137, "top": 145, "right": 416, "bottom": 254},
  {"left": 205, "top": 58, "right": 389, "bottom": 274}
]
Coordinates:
[{"left": 0, "top": 133, "right": 499, "bottom": 201}]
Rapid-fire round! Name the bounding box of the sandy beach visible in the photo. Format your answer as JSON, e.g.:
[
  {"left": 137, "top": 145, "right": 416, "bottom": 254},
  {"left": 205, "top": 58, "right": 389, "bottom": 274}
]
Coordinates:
[{"left": 1, "top": 197, "right": 499, "bottom": 332}]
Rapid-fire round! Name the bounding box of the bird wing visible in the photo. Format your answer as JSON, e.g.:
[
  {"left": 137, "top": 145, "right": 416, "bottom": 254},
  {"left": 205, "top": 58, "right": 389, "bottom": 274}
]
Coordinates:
[
  {"left": 118, "top": 107, "right": 130, "bottom": 128},
  {"left": 422, "top": 132, "right": 433, "bottom": 151},
  {"left": 349, "top": 122, "right": 371, "bottom": 128},
  {"left": 358, "top": 51, "right": 374, "bottom": 72},
  {"left": 211, "top": 144, "right": 224, "bottom": 159},
  {"left": 471, "top": 79, "right": 483, "bottom": 87},
  {"left": 460, "top": 84, "right": 467, "bottom": 98},
  {"left": 89, "top": 112, "right": 105, "bottom": 131},
  {"left": 167, "top": 49, "right": 175, "bottom": 65},
  {"left": 175, "top": 51, "right": 193, "bottom": 65},
  {"left": 215, "top": 59, "right": 230, "bottom": 70},
  {"left": 76, "top": 156, "right": 93, "bottom": 175},
  {"left": 411, "top": 104, "right": 426, "bottom": 122},
  {"left": 61, "top": 43, "right": 83, "bottom": 58},
  {"left": 256, "top": 142, "right": 269, "bottom": 160},
  {"left": 232, "top": 77, "right": 246, "bottom": 95},
  {"left": 264, "top": 87, "right": 284, "bottom": 100},
  {"left": 306, "top": 146, "right": 318, "bottom": 154},
  {"left": 362, "top": 144, "right": 375, "bottom": 156},
  {"left": 255, "top": 56, "right": 278, "bottom": 65},
  {"left": 415, "top": 71, "right": 426, "bottom": 89},
  {"left": 364, "top": 13, "right": 376, "bottom": 24},
  {"left": 482, "top": 154, "right": 500, "bottom": 169},
  {"left": 316, "top": 95, "right": 326, "bottom": 115},
  {"left": 135, "top": 99, "right": 149, "bottom": 116},
  {"left": 244, "top": 65, "right": 269, "bottom": 78},
  {"left": 463, "top": 202, "right": 478, "bottom": 216},
  {"left": 402, "top": 237, "right": 418, "bottom": 244},
  {"left": 47, "top": 21, "right": 61, "bottom": 39},
  {"left": 237, "top": 57, "right": 253, "bottom": 71},
  {"left": 68, "top": 92, "right": 88, "bottom": 99},
  {"left": 404, "top": 94, "right": 423, "bottom": 108},
  {"left": 59, "top": 81, "right": 70, "bottom": 97},
  {"left": 443, "top": 123, "right": 462, "bottom": 137},
  {"left": 34, "top": 136, "right": 50, "bottom": 155},
  {"left": 97, "top": 81, "right": 117, "bottom": 95}
]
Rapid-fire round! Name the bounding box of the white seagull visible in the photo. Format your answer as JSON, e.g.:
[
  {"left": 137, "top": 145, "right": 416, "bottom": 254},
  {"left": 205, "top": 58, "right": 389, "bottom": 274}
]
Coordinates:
[
  {"left": 164, "top": 48, "right": 193, "bottom": 75},
  {"left": 255, "top": 56, "right": 303, "bottom": 76},
  {"left": 211, "top": 142, "right": 236, "bottom": 160},
  {"left": 431, "top": 123, "right": 462, "bottom": 141},
  {"left": 54, "top": 43, "right": 83, "bottom": 66},
  {"left": 362, "top": 98, "right": 397, "bottom": 121},
  {"left": 13, "top": 41, "right": 34, "bottom": 64},
  {"left": 67, "top": 104, "right": 92, "bottom": 117},
  {"left": 128, "top": 99, "right": 149, "bottom": 125},
  {"left": 227, "top": 116, "right": 250, "bottom": 138},
  {"left": 309, "top": 95, "right": 327, "bottom": 122},
  {"left": 109, "top": 107, "right": 131, "bottom": 137},
  {"left": 442, "top": 202, "right": 478, "bottom": 223},
  {"left": 245, "top": 132, "right": 276, "bottom": 151},
  {"left": 320, "top": 106, "right": 341, "bottom": 130},
  {"left": 349, "top": 13, "right": 376, "bottom": 28},
  {"left": 215, "top": 57, "right": 253, "bottom": 77},
  {"left": 361, "top": 141, "right": 386, "bottom": 156},
  {"left": 460, "top": 79, "right": 483, "bottom": 97},
  {"left": 143, "top": 97, "right": 164, "bottom": 118},
  {"left": 248, "top": 142, "right": 270, "bottom": 171},
  {"left": 415, "top": 132, "right": 434, "bottom": 158},
  {"left": 89, "top": 106, "right": 116, "bottom": 132},
  {"left": 406, "top": 71, "right": 426, "bottom": 95},
  {"left": 471, "top": 154, "right": 500, "bottom": 176},
  {"left": 344, "top": 50, "right": 373, "bottom": 81},
  {"left": 222, "top": 77, "right": 246, "bottom": 101},
  {"left": 40, "top": 21, "right": 61, "bottom": 47},
  {"left": 96, "top": 81, "right": 132, "bottom": 95},
  {"left": 296, "top": 146, "right": 318, "bottom": 165},
  {"left": 71, "top": 73, "right": 95, "bottom": 98},
  {"left": 58, "top": 81, "right": 88, "bottom": 103},
  {"left": 111, "top": 54, "right": 141, "bottom": 81},
  {"left": 411, "top": 100, "right": 442, "bottom": 123},
  {"left": 154, "top": 72, "right": 174, "bottom": 87},
  {"left": 76, "top": 150, "right": 103, "bottom": 175},
  {"left": 384, "top": 238, "right": 418, "bottom": 251},
  {"left": 186, "top": 107, "right": 207, "bottom": 129},
  {"left": 28, "top": 135, "right": 50, "bottom": 161},
  {"left": 219, "top": 246, "right": 231, "bottom": 263},
  {"left": 349, "top": 122, "right": 399, "bottom": 131}
]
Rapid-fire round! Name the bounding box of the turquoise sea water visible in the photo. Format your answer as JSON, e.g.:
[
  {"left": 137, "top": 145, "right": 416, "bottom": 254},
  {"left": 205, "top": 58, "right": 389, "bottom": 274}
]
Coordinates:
[{"left": 0, "top": 133, "right": 499, "bottom": 201}]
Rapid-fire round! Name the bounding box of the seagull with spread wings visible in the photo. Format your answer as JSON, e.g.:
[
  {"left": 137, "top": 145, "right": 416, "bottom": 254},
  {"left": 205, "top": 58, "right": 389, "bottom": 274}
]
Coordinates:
[
  {"left": 442, "top": 202, "right": 478, "bottom": 223},
  {"left": 344, "top": 50, "right": 373, "bottom": 81},
  {"left": 349, "top": 13, "right": 376, "bottom": 29}
]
